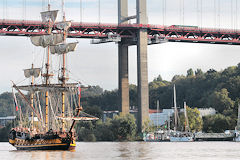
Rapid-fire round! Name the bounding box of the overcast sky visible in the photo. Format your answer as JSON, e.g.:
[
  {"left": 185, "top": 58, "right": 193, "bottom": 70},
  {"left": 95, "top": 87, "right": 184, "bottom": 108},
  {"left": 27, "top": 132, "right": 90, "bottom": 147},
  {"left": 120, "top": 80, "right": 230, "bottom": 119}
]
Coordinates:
[{"left": 0, "top": 0, "right": 240, "bottom": 93}]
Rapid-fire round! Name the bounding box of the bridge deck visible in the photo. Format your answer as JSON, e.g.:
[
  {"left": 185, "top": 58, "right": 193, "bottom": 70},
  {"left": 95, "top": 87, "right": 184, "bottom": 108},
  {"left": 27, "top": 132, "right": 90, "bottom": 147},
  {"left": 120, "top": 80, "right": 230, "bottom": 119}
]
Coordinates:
[{"left": 1, "top": 19, "right": 240, "bottom": 45}]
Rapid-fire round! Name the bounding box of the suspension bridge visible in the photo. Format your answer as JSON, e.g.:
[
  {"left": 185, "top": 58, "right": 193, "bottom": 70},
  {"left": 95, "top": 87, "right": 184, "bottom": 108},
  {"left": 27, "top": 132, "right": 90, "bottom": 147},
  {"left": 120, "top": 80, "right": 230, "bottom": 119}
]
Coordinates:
[{"left": 0, "top": 0, "right": 240, "bottom": 131}]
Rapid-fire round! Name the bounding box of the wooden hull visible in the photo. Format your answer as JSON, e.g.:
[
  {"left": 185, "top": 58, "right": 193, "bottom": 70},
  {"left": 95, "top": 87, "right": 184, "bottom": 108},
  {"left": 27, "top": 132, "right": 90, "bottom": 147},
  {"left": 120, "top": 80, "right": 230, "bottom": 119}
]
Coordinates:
[
  {"left": 9, "top": 138, "right": 73, "bottom": 151},
  {"left": 15, "top": 143, "right": 70, "bottom": 150}
]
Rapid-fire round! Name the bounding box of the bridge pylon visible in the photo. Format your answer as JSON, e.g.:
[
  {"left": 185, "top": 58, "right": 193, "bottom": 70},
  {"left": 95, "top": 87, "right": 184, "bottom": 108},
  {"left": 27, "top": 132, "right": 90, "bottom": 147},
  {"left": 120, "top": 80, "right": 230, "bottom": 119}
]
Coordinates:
[
  {"left": 118, "top": 0, "right": 130, "bottom": 115},
  {"left": 136, "top": 0, "right": 149, "bottom": 132}
]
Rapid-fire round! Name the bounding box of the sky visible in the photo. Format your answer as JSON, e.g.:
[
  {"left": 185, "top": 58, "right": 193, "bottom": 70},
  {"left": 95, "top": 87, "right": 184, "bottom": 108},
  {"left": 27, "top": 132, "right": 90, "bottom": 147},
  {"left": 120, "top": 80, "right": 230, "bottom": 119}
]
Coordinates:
[{"left": 0, "top": 0, "right": 240, "bottom": 93}]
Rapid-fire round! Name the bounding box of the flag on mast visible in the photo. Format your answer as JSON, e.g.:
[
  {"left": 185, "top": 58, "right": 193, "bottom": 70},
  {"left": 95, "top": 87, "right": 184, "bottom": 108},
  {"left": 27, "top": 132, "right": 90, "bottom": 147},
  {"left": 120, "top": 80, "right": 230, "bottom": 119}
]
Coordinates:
[{"left": 12, "top": 88, "right": 19, "bottom": 111}]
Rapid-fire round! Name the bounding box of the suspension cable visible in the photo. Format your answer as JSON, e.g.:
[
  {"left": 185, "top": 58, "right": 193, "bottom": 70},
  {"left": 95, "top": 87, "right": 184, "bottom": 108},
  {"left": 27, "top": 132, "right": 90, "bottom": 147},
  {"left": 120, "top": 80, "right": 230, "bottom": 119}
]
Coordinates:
[
  {"left": 236, "top": 0, "right": 238, "bottom": 30},
  {"left": 179, "top": 0, "right": 182, "bottom": 25},
  {"left": 183, "top": 0, "right": 184, "bottom": 25},
  {"left": 217, "top": 0, "right": 220, "bottom": 29},
  {"left": 231, "top": 0, "right": 233, "bottom": 29},
  {"left": 200, "top": 0, "right": 202, "bottom": 28},
  {"left": 23, "top": 0, "right": 26, "bottom": 20},
  {"left": 164, "top": 0, "right": 166, "bottom": 25},
  {"left": 162, "top": 0, "right": 164, "bottom": 25},
  {"left": 98, "top": 0, "right": 101, "bottom": 24},
  {"left": 214, "top": 0, "right": 216, "bottom": 28},
  {"left": 2, "top": 0, "right": 4, "bottom": 19},
  {"left": 80, "top": 0, "right": 83, "bottom": 23}
]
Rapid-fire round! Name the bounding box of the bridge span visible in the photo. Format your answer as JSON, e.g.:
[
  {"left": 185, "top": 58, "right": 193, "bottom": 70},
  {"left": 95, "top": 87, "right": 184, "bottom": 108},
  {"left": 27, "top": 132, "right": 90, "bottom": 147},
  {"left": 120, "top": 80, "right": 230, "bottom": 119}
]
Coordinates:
[{"left": 1, "top": 19, "right": 240, "bottom": 45}]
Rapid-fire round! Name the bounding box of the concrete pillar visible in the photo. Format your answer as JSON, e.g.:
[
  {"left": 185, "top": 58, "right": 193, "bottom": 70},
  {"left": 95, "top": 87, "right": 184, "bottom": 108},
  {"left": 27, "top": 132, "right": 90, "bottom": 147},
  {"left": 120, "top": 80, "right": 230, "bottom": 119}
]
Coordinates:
[
  {"left": 136, "top": 0, "right": 149, "bottom": 132},
  {"left": 118, "top": 0, "right": 129, "bottom": 114}
]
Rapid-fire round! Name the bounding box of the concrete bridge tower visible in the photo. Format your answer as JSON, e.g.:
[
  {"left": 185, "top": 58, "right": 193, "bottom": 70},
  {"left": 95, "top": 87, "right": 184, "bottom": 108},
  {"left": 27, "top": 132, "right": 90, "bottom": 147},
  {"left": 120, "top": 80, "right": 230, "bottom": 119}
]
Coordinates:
[
  {"left": 136, "top": 0, "right": 149, "bottom": 132},
  {"left": 118, "top": 0, "right": 149, "bottom": 132},
  {"left": 118, "top": 0, "right": 130, "bottom": 114}
]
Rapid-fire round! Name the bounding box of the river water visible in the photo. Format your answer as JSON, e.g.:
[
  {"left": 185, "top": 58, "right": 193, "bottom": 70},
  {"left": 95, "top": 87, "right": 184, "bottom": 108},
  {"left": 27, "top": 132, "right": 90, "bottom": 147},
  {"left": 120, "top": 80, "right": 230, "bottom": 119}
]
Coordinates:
[{"left": 1, "top": 142, "right": 240, "bottom": 160}]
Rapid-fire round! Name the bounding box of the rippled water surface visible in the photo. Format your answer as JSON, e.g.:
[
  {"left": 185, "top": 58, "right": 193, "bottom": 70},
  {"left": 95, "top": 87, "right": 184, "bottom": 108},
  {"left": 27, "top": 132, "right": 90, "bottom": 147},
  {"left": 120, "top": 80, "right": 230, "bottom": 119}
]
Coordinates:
[{"left": 1, "top": 142, "right": 240, "bottom": 160}]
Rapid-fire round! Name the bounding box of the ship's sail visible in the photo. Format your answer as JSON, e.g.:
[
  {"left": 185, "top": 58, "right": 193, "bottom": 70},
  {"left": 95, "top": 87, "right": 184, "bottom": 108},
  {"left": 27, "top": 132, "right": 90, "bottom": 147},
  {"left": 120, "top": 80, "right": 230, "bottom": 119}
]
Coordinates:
[
  {"left": 24, "top": 68, "right": 41, "bottom": 78},
  {"left": 50, "top": 42, "right": 78, "bottom": 55},
  {"left": 56, "top": 21, "right": 72, "bottom": 30},
  {"left": 41, "top": 10, "right": 59, "bottom": 23},
  {"left": 30, "top": 34, "right": 64, "bottom": 48},
  {"left": 15, "top": 83, "right": 79, "bottom": 92}
]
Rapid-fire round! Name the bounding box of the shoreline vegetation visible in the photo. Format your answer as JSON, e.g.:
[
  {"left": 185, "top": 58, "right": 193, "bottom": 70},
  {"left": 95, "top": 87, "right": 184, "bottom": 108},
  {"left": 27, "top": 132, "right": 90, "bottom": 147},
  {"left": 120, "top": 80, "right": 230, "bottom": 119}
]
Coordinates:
[{"left": 1, "top": 64, "right": 240, "bottom": 141}]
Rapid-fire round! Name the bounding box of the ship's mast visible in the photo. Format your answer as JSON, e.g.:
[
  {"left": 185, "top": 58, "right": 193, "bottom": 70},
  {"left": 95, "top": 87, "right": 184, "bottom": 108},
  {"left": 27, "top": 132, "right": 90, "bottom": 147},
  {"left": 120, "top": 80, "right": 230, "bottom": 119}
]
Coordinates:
[
  {"left": 30, "top": 63, "right": 34, "bottom": 131},
  {"left": 45, "top": 0, "right": 51, "bottom": 132},
  {"left": 61, "top": 0, "right": 66, "bottom": 131}
]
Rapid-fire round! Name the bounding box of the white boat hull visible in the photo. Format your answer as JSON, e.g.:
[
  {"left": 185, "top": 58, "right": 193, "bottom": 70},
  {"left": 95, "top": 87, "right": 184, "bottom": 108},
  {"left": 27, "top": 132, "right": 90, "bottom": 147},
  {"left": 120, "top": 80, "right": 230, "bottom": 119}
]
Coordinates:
[{"left": 170, "top": 136, "right": 194, "bottom": 142}]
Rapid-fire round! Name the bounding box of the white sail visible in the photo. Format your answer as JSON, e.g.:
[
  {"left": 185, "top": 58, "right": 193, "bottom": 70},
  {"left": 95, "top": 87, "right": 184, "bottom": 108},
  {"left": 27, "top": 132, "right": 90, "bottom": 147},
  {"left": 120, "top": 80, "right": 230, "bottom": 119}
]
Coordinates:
[
  {"left": 50, "top": 42, "right": 78, "bottom": 55},
  {"left": 24, "top": 68, "right": 41, "bottom": 78},
  {"left": 56, "top": 116, "right": 99, "bottom": 121},
  {"left": 30, "top": 34, "right": 64, "bottom": 48},
  {"left": 41, "top": 10, "right": 59, "bottom": 23},
  {"left": 56, "top": 21, "right": 72, "bottom": 30}
]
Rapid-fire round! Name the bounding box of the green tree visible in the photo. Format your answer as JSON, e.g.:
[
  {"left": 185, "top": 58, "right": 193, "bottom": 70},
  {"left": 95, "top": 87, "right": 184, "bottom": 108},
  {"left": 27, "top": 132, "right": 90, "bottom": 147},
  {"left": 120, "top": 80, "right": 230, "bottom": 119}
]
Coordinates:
[
  {"left": 208, "top": 88, "right": 234, "bottom": 113},
  {"left": 179, "top": 106, "right": 203, "bottom": 132},
  {"left": 110, "top": 113, "right": 137, "bottom": 141},
  {"left": 195, "top": 69, "right": 203, "bottom": 77},
  {"left": 187, "top": 68, "right": 194, "bottom": 77},
  {"left": 142, "top": 118, "right": 155, "bottom": 133},
  {"left": 93, "top": 119, "right": 114, "bottom": 141},
  {"left": 83, "top": 106, "right": 103, "bottom": 119},
  {"left": 203, "top": 114, "right": 235, "bottom": 133},
  {"left": 76, "top": 121, "right": 96, "bottom": 142},
  {"left": 172, "top": 75, "right": 185, "bottom": 82}
]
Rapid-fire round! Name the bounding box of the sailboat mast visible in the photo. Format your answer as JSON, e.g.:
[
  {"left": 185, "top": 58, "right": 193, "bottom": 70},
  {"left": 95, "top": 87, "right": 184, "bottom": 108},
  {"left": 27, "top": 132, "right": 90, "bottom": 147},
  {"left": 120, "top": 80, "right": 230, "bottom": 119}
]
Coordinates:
[
  {"left": 157, "top": 100, "right": 159, "bottom": 129},
  {"left": 237, "top": 104, "right": 240, "bottom": 130},
  {"left": 184, "top": 102, "right": 189, "bottom": 132},
  {"left": 173, "top": 84, "right": 177, "bottom": 132}
]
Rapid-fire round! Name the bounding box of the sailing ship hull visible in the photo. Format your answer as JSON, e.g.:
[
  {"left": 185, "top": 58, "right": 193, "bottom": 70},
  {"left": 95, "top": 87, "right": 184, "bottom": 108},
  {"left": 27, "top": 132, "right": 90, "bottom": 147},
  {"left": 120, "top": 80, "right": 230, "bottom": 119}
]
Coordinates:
[
  {"left": 9, "top": 129, "right": 75, "bottom": 150},
  {"left": 14, "top": 143, "right": 70, "bottom": 150},
  {"left": 9, "top": 138, "right": 72, "bottom": 150}
]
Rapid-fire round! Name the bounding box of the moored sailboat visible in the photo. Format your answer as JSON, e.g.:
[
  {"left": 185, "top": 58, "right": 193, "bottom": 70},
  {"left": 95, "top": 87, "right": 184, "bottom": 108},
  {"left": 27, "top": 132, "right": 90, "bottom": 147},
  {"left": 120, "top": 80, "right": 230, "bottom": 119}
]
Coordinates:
[{"left": 169, "top": 85, "right": 194, "bottom": 142}]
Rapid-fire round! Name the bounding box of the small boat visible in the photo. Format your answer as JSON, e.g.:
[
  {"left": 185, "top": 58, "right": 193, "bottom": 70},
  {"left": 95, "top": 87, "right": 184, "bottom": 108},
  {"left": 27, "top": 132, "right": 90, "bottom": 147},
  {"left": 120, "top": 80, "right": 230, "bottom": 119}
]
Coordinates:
[
  {"left": 169, "top": 85, "right": 194, "bottom": 142},
  {"left": 143, "top": 101, "right": 171, "bottom": 142},
  {"left": 144, "top": 130, "right": 170, "bottom": 142},
  {"left": 170, "top": 131, "right": 194, "bottom": 142}
]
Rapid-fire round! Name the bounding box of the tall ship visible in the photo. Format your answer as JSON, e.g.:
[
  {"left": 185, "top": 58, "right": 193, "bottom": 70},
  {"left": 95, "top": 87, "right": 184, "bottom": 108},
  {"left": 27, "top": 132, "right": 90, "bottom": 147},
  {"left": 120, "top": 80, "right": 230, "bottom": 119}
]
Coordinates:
[
  {"left": 169, "top": 85, "right": 194, "bottom": 142},
  {"left": 8, "top": 1, "right": 98, "bottom": 150}
]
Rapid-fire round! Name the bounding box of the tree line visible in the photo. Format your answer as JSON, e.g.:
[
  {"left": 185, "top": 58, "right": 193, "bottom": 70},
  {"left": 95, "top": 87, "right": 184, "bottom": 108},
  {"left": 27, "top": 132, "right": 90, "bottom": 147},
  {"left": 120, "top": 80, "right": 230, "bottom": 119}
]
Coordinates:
[{"left": 1, "top": 64, "right": 240, "bottom": 141}]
